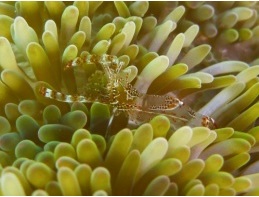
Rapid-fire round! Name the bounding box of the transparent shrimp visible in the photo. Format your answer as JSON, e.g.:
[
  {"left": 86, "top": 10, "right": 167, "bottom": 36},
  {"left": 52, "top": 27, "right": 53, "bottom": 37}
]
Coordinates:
[{"left": 40, "top": 53, "right": 217, "bottom": 134}]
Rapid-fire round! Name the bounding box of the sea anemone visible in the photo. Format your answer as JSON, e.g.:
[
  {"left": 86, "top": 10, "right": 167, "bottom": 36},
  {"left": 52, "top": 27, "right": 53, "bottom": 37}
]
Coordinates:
[
  {"left": 0, "top": 1, "right": 259, "bottom": 196},
  {"left": 0, "top": 113, "right": 259, "bottom": 195}
]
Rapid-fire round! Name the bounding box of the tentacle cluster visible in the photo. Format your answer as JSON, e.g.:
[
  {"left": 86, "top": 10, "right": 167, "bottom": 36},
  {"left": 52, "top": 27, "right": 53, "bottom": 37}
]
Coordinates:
[
  {"left": 0, "top": 102, "right": 258, "bottom": 195},
  {"left": 0, "top": 1, "right": 259, "bottom": 196}
]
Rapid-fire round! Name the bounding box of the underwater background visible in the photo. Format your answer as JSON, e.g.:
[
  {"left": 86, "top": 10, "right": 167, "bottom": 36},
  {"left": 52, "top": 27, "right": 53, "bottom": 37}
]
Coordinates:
[{"left": 0, "top": 1, "right": 259, "bottom": 195}]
